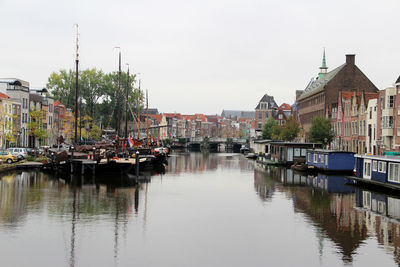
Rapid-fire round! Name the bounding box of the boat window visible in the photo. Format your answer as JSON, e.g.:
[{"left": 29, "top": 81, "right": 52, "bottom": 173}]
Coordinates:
[
  {"left": 378, "top": 161, "right": 387, "bottom": 173},
  {"left": 314, "top": 154, "right": 318, "bottom": 163},
  {"left": 372, "top": 160, "right": 377, "bottom": 171},
  {"left": 388, "top": 163, "right": 400, "bottom": 183},
  {"left": 301, "top": 149, "right": 307, "bottom": 156},
  {"left": 294, "top": 148, "right": 300, "bottom": 157},
  {"left": 325, "top": 155, "right": 328, "bottom": 166}
]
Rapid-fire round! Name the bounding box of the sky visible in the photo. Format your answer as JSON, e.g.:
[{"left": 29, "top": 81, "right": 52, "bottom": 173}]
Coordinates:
[{"left": 1, "top": 0, "right": 399, "bottom": 115}]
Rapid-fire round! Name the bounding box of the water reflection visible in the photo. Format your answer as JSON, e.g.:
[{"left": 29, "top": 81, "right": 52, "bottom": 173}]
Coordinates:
[
  {"left": 1, "top": 154, "right": 400, "bottom": 266},
  {"left": 255, "top": 162, "right": 400, "bottom": 265}
]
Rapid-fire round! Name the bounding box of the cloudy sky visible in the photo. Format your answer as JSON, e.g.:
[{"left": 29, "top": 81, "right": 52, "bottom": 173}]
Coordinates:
[{"left": 1, "top": 0, "right": 399, "bottom": 114}]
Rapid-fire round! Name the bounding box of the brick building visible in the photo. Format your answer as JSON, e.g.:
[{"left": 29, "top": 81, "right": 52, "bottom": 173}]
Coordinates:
[
  {"left": 296, "top": 53, "right": 378, "bottom": 140},
  {"left": 254, "top": 94, "right": 278, "bottom": 131}
]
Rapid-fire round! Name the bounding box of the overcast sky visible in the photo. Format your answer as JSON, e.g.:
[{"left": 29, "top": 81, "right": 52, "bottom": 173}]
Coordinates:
[{"left": 1, "top": 0, "right": 399, "bottom": 115}]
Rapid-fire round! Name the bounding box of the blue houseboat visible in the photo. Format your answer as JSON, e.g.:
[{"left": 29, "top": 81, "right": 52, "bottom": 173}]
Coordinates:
[
  {"left": 306, "top": 149, "right": 355, "bottom": 172},
  {"left": 350, "top": 154, "right": 400, "bottom": 190}
]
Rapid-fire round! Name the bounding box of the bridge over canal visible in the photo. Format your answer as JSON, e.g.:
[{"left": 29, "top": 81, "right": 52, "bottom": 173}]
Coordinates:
[{"left": 188, "top": 137, "right": 247, "bottom": 152}]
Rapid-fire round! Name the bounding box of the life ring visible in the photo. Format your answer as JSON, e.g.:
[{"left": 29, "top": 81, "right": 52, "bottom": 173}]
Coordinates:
[{"left": 112, "top": 156, "right": 119, "bottom": 160}]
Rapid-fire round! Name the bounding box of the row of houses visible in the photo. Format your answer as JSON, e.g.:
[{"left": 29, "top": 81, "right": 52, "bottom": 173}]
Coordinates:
[
  {"left": 295, "top": 52, "right": 400, "bottom": 155},
  {"left": 0, "top": 78, "right": 74, "bottom": 149}
]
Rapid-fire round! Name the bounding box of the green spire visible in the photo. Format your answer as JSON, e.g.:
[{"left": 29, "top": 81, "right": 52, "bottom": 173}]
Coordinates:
[
  {"left": 318, "top": 48, "right": 328, "bottom": 78},
  {"left": 321, "top": 48, "right": 327, "bottom": 69}
]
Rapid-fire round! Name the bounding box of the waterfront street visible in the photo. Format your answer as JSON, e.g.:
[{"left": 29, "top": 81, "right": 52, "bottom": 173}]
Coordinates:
[{"left": 0, "top": 152, "right": 399, "bottom": 266}]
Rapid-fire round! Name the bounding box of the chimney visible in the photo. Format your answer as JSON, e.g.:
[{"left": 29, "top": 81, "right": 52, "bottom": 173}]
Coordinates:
[{"left": 346, "top": 54, "right": 355, "bottom": 66}]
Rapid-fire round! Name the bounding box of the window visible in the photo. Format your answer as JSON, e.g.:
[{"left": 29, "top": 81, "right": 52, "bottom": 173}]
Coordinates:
[
  {"left": 364, "top": 161, "right": 371, "bottom": 177},
  {"left": 314, "top": 154, "right": 318, "bottom": 163},
  {"left": 325, "top": 155, "right": 328, "bottom": 166},
  {"left": 258, "top": 113, "right": 262, "bottom": 119},
  {"left": 265, "top": 112, "right": 269, "bottom": 118},
  {"left": 301, "top": 149, "right": 307, "bottom": 156},
  {"left": 378, "top": 161, "right": 387, "bottom": 173},
  {"left": 387, "top": 95, "right": 395, "bottom": 108},
  {"left": 258, "top": 123, "right": 262, "bottom": 129},
  {"left": 388, "top": 163, "right": 400, "bottom": 183},
  {"left": 373, "top": 160, "right": 377, "bottom": 171},
  {"left": 308, "top": 153, "right": 312, "bottom": 163}
]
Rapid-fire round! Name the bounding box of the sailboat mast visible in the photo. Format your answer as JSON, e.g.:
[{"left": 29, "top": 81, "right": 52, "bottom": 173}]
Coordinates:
[
  {"left": 137, "top": 80, "right": 141, "bottom": 139},
  {"left": 125, "top": 64, "right": 129, "bottom": 138},
  {"left": 117, "top": 51, "right": 122, "bottom": 137},
  {"left": 74, "top": 24, "right": 79, "bottom": 144},
  {"left": 146, "top": 89, "right": 149, "bottom": 148}
]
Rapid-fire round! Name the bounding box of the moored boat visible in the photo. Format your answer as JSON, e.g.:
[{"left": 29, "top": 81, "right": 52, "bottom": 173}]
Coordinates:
[
  {"left": 306, "top": 149, "right": 355, "bottom": 173},
  {"left": 347, "top": 154, "right": 400, "bottom": 190}
]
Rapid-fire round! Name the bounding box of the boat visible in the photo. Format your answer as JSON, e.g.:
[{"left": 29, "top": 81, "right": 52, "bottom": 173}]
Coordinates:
[
  {"left": 306, "top": 149, "right": 355, "bottom": 173},
  {"left": 290, "top": 162, "right": 309, "bottom": 172},
  {"left": 347, "top": 154, "right": 400, "bottom": 190},
  {"left": 245, "top": 153, "right": 257, "bottom": 159}
]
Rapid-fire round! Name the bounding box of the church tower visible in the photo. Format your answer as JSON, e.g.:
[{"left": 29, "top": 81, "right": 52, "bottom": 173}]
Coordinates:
[{"left": 318, "top": 48, "right": 328, "bottom": 78}]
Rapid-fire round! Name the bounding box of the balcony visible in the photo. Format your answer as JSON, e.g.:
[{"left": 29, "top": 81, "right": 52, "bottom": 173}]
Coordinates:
[{"left": 382, "top": 128, "right": 393, "bottom": 136}]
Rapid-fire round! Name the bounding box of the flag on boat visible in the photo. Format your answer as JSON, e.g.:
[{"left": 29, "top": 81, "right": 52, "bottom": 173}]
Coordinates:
[{"left": 128, "top": 134, "right": 134, "bottom": 148}]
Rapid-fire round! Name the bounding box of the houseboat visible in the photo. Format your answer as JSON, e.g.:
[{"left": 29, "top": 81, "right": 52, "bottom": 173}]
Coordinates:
[
  {"left": 268, "top": 142, "right": 322, "bottom": 166},
  {"left": 349, "top": 154, "right": 400, "bottom": 190},
  {"left": 306, "top": 149, "right": 355, "bottom": 173}
]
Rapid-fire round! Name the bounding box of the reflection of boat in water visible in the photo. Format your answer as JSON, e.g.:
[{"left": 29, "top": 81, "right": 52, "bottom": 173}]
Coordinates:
[
  {"left": 245, "top": 153, "right": 257, "bottom": 159},
  {"left": 290, "top": 162, "right": 309, "bottom": 172}
]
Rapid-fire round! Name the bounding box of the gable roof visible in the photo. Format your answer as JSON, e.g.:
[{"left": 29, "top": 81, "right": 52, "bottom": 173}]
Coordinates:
[
  {"left": 297, "top": 64, "right": 345, "bottom": 101},
  {"left": 396, "top": 75, "right": 400, "bottom": 84},
  {"left": 279, "top": 103, "right": 291, "bottom": 111},
  {"left": 255, "top": 94, "right": 278, "bottom": 109}
]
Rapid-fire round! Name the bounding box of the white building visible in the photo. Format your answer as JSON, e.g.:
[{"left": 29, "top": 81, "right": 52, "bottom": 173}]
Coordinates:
[
  {"left": 366, "top": 98, "right": 378, "bottom": 154},
  {"left": 0, "top": 79, "right": 30, "bottom": 147}
]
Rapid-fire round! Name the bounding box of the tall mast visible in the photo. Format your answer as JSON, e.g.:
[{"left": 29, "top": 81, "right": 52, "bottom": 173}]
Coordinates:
[
  {"left": 137, "top": 80, "right": 141, "bottom": 139},
  {"left": 74, "top": 24, "right": 79, "bottom": 144},
  {"left": 125, "top": 64, "right": 129, "bottom": 138},
  {"left": 146, "top": 89, "right": 149, "bottom": 148},
  {"left": 117, "top": 51, "right": 122, "bottom": 137}
]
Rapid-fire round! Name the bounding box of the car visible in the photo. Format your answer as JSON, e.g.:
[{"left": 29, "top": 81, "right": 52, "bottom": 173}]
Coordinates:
[
  {"left": 0, "top": 150, "right": 18, "bottom": 164},
  {"left": 8, "top": 147, "right": 28, "bottom": 160}
]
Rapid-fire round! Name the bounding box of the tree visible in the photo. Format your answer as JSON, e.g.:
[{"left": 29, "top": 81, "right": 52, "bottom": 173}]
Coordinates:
[
  {"left": 27, "top": 109, "right": 49, "bottom": 146},
  {"left": 280, "top": 116, "right": 300, "bottom": 141},
  {"left": 309, "top": 116, "right": 335, "bottom": 147},
  {"left": 262, "top": 117, "right": 278, "bottom": 139},
  {"left": 271, "top": 125, "right": 282, "bottom": 140},
  {"left": 89, "top": 125, "right": 101, "bottom": 140},
  {"left": 47, "top": 68, "right": 142, "bottom": 130}
]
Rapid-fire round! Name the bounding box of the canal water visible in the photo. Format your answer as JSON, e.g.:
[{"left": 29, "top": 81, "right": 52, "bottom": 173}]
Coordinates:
[{"left": 1, "top": 152, "right": 400, "bottom": 266}]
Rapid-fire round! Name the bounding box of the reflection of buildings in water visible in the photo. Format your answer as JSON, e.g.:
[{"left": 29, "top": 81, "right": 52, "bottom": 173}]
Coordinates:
[
  {"left": 167, "top": 153, "right": 254, "bottom": 174},
  {"left": 0, "top": 171, "right": 47, "bottom": 226},
  {"left": 356, "top": 189, "right": 400, "bottom": 265},
  {"left": 253, "top": 168, "right": 275, "bottom": 201},
  {"left": 256, "top": 165, "right": 367, "bottom": 264}
]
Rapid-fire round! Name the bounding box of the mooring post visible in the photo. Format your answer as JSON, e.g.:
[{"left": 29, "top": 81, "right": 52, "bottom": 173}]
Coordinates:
[
  {"left": 136, "top": 151, "right": 140, "bottom": 178},
  {"left": 71, "top": 146, "right": 75, "bottom": 173}
]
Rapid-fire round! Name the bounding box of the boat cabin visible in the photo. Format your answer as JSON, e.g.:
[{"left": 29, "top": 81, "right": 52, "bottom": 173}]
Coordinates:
[
  {"left": 306, "top": 149, "right": 355, "bottom": 172},
  {"left": 354, "top": 154, "right": 400, "bottom": 186},
  {"left": 251, "top": 139, "right": 273, "bottom": 156},
  {"left": 270, "top": 142, "right": 322, "bottom": 165}
]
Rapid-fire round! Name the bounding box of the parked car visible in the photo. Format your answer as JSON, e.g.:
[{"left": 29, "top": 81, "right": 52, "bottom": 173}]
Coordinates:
[
  {"left": 0, "top": 150, "right": 18, "bottom": 164},
  {"left": 8, "top": 147, "right": 28, "bottom": 160},
  {"left": 26, "top": 148, "right": 37, "bottom": 156}
]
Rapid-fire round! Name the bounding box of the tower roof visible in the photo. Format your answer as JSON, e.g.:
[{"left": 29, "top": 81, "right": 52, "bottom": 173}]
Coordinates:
[{"left": 320, "top": 48, "right": 328, "bottom": 69}]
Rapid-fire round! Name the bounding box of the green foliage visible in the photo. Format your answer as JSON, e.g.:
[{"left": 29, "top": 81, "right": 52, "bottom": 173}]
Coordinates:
[
  {"left": 280, "top": 116, "right": 300, "bottom": 141},
  {"left": 89, "top": 125, "right": 101, "bottom": 140},
  {"left": 271, "top": 125, "right": 282, "bottom": 140},
  {"left": 262, "top": 117, "right": 278, "bottom": 139},
  {"left": 47, "top": 68, "right": 143, "bottom": 130},
  {"left": 27, "top": 110, "right": 48, "bottom": 140},
  {"left": 309, "top": 116, "right": 335, "bottom": 147}
]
